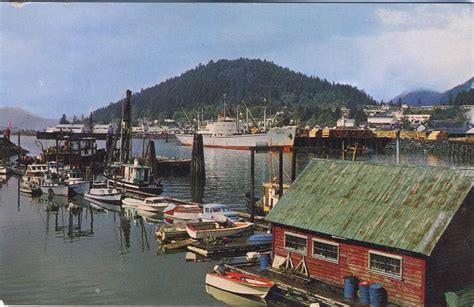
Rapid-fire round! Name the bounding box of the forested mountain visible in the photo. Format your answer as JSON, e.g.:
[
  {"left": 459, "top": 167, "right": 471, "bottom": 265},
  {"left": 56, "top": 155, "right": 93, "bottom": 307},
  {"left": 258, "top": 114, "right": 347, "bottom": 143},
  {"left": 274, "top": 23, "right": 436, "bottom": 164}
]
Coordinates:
[
  {"left": 391, "top": 77, "right": 474, "bottom": 106},
  {"left": 92, "top": 59, "right": 376, "bottom": 124}
]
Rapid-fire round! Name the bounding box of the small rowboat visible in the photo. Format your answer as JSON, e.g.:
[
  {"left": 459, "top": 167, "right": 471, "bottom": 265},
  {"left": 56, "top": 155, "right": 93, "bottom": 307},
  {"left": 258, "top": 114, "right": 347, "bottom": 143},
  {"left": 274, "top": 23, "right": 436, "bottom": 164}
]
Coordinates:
[
  {"left": 186, "top": 221, "right": 253, "bottom": 239},
  {"left": 205, "top": 265, "right": 274, "bottom": 299}
]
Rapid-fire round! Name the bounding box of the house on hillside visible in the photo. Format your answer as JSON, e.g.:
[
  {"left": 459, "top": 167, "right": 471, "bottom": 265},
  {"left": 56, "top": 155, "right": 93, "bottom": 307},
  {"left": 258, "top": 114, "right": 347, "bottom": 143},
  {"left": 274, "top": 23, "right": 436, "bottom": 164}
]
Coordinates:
[{"left": 266, "top": 159, "right": 473, "bottom": 306}]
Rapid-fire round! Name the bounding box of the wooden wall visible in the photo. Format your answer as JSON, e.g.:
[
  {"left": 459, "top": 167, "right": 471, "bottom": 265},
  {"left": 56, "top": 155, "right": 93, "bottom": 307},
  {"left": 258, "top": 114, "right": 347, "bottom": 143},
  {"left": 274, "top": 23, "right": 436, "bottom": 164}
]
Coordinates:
[
  {"left": 425, "top": 192, "right": 474, "bottom": 306},
  {"left": 272, "top": 224, "right": 426, "bottom": 306}
]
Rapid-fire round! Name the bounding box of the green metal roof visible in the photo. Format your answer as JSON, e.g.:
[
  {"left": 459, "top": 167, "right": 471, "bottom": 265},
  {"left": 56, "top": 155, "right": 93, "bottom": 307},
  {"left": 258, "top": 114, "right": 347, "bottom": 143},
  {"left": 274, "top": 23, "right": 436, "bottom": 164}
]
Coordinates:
[{"left": 266, "top": 159, "right": 473, "bottom": 256}]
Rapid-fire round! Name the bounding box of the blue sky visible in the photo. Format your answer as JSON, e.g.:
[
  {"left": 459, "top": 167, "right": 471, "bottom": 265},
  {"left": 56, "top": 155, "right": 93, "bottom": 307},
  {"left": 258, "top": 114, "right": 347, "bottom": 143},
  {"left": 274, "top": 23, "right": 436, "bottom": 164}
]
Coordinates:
[{"left": 0, "top": 3, "right": 472, "bottom": 119}]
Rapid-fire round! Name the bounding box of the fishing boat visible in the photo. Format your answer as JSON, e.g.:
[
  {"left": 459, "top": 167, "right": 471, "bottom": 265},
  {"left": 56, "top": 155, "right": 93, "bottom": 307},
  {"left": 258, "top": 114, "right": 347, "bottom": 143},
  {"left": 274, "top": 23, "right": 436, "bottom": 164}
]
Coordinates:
[
  {"left": 105, "top": 159, "right": 163, "bottom": 196},
  {"left": 40, "top": 172, "right": 70, "bottom": 196},
  {"left": 163, "top": 203, "right": 202, "bottom": 220},
  {"left": 19, "top": 181, "right": 42, "bottom": 196},
  {"left": 0, "top": 166, "right": 7, "bottom": 175},
  {"left": 64, "top": 169, "right": 90, "bottom": 194},
  {"left": 186, "top": 221, "right": 253, "bottom": 239},
  {"left": 84, "top": 188, "right": 122, "bottom": 204},
  {"left": 122, "top": 196, "right": 172, "bottom": 213},
  {"left": 205, "top": 265, "right": 274, "bottom": 299},
  {"left": 23, "top": 163, "right": 49, "bottom": 185}
]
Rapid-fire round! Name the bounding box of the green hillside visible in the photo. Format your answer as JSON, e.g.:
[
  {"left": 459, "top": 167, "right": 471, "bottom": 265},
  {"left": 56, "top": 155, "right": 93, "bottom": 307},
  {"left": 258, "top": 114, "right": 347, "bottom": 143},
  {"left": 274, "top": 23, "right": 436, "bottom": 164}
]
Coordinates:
[{"left": 91, "top": 58, "right": 376, "bottom": 125}]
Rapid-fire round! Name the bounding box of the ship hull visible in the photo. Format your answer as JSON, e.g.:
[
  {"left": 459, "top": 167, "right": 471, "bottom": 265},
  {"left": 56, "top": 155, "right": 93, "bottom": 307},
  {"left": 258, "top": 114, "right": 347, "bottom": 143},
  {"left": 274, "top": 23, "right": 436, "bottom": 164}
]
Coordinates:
[{"left": 175, "top": 126, "right": 296, "bottom": 151}]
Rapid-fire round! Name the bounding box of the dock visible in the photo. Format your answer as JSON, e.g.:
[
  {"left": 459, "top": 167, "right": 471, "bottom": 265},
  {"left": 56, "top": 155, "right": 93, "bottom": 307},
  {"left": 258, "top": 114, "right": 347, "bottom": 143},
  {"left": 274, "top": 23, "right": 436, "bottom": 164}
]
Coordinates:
[{"left": 187, "top": 241, "right": 271, "bottom": 258}]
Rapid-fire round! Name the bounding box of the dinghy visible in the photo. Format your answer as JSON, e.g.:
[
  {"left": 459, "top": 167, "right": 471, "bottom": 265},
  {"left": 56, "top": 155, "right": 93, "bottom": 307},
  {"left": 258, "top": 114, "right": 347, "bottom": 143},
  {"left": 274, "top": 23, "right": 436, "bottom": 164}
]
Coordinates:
[
  {"left": 205, "top": 265, "right": 274, "bottom": 299},
  {"left": 84, "top": 188, "right": 122, "bottom": 204},
  {"left": 186, "top": 221, "right": 253, "bottom": 239},
  {"left": 163, "top": 204, "right": 202, "bottom": 220}
]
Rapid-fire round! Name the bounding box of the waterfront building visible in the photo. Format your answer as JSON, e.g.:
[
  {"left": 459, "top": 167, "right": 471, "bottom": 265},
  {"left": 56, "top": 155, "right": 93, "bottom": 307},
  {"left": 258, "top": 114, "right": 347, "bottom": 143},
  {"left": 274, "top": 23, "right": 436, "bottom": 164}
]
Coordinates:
[
  {"left": 404, "top": 114, "right": 431, "bottom": 125},
  {"left": 336, "top": 117, "right": 355, "bottom": 128},
  {"left": 46, "top": 124, "right": 90, "bottom": 133},
  {"left": 266, "top": 159, "right": 473, "bottom": 306},
  {"left": 367, "top": 116, "right": 396, "bottom": 127}
]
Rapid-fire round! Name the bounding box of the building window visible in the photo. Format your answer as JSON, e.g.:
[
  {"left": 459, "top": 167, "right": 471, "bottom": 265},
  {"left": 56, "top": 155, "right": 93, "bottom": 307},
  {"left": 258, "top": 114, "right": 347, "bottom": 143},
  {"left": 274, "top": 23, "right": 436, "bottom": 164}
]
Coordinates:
[
  {"left": 284, "top": 232, "right": 307, "bottom": 255},
  {"left": 312, "top": 239, "right": 339, "bottom": 263},
  {"left": 369, "top": 251, "right": 402, "bottom": 278}
]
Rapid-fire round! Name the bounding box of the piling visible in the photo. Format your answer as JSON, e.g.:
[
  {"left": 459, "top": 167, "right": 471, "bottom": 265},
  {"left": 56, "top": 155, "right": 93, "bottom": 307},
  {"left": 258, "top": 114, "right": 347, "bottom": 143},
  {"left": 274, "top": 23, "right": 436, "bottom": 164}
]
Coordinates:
[
  {"left": 145, "top": 140, "right": 158, "bottom": 180},
  {"left": 190, "top": 134, "right": 205, "bottom": 202},
  {"left": 291, "top": 148, "right": 297, "bottom": 182},
  {"left": 278, "top": 148, "right": 283, "bottom": 198},
  {"left": 250, "top": 147, "right": 255, "bottom": 223},
  {"left": 17, "top": 132, "right": 21, "bottom": 163},
  {"left": 396, "top": 130, "right": 400, "bottom": 164}
]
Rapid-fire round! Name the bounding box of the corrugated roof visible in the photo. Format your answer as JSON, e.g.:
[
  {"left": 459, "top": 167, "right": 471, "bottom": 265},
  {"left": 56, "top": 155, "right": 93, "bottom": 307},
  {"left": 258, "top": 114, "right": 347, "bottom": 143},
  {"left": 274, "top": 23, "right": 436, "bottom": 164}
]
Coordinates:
[{"left": 266, "top": 159, "right": 473, "bottom": 256}]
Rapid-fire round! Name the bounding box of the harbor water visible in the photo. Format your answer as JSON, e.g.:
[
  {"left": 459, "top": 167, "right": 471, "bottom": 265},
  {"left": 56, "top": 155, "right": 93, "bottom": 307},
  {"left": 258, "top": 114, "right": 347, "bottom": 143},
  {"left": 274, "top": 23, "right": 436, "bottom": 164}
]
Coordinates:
[{"left": 0, "top": 136, "right": 469, "bottom": 305}]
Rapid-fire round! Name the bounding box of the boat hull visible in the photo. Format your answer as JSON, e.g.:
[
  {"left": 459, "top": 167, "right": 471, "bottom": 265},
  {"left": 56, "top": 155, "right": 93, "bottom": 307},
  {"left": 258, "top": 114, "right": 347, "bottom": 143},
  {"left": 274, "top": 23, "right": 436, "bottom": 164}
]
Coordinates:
[
  {"left": 84, "top": 190, "right": 122, "bottom": 204},
  {"left": 106, "top": 177, "right": 163, "bottom": 196},
  {"left": 40, "top": 185, "right": 70, "bottom": 196},
  {"left": 186, "top": 222, "right": 253, "bottom": 239},
  {"left": 205, "top": 273, "right": 272, "bottom": 299},
  {"left": 175, "top": 126, "right": 296, "bottom": 151},
  {"left": 68, "top": 181, "right": 91, "bottom": 194}
]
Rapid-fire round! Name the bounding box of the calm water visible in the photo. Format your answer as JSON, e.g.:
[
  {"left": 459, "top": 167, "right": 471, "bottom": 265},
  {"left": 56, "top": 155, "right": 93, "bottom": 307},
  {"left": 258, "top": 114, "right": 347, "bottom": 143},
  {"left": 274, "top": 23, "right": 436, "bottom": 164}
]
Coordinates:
[{"left": 0, "top": 136, "right": 468, "bottom": 304}]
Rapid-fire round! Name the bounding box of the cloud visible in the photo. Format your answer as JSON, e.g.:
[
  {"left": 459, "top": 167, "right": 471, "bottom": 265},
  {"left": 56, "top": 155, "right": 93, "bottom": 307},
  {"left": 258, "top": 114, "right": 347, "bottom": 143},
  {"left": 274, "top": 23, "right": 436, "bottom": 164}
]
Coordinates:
[{"left": 266, "top": 5, "right": 472, "bottom": 101}]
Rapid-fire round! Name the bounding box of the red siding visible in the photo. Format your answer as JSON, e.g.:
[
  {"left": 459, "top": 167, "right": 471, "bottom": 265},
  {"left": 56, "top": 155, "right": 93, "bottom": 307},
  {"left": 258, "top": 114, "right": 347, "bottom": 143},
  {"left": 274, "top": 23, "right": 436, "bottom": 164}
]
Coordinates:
[
  {"left": 425, "top": 194, "right": 474, "bottom": 306},
  {"left": 272, "top": 225, "right": 426, "bottom": 306}
]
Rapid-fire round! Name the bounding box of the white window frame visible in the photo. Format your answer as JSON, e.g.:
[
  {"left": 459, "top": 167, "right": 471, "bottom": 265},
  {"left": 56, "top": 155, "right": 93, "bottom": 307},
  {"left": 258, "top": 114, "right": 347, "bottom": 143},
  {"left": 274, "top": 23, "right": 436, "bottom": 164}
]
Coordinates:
[
  {"left": 368, "top": 250, "right": 403, "bottom": 279},
  {"left": 284, "top": 232, "right": 308, "bottom": 256},
  {"left": 312, "top": 238, "right": 339, "bottom": 263}
]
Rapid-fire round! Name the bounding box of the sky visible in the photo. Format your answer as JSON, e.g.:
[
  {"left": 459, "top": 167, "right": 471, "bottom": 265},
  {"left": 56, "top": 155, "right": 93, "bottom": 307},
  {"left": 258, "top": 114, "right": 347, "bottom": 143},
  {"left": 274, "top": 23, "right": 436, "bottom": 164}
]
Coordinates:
[{"left": 0, "top": 3, "right": 472, "bottom": 119}]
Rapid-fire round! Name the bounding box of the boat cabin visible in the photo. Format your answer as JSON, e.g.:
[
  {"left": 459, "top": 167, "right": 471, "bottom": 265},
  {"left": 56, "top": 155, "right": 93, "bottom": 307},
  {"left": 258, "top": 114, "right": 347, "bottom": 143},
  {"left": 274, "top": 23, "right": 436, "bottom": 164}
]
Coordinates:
[
  {"left": 202, "top": 203, "right": 241, "bottom": 222},
  {"left": 266, "top": 159, "right": 474, "bottom": 306},
  {"left": 120, "top": 159, "right": 152, "bottom": 184}
]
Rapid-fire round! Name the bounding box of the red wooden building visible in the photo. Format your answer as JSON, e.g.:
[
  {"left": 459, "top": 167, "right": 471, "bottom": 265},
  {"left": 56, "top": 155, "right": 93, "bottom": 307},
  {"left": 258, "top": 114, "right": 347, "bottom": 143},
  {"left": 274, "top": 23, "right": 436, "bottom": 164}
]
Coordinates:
[{"left": 266, "top": 159, "right": 474, "bottom": 306}]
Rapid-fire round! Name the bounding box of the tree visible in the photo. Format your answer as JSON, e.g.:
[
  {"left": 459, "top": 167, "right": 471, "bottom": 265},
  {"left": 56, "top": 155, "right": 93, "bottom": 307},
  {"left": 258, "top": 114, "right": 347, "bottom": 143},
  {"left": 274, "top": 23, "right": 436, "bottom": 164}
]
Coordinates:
[{"left": 59, "top": 114, "right": 69, "bottom": 124}]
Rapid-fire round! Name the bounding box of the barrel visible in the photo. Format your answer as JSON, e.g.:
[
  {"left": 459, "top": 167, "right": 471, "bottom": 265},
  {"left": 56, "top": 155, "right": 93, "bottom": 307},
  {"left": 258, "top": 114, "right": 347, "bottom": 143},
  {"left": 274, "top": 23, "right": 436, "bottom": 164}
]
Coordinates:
[
  {"left": 260, "top": 252, "right": 271, "bottom": 271},
  {"left": 359, "top": 281, "right": 371, "bottom": 305},
  {"left": 344, "top": 276, "right": 358, "bottom": 300},
  {"left": 369, "top": 283, "right": 385, "bottom": 307}
]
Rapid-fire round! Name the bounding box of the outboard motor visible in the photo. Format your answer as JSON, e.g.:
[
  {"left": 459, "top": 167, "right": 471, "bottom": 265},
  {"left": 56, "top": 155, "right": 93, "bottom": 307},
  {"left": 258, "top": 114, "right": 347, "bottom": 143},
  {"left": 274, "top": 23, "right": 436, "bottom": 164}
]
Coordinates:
[{"left": 213, "top": 264, "right": 227, "bottom": 275}]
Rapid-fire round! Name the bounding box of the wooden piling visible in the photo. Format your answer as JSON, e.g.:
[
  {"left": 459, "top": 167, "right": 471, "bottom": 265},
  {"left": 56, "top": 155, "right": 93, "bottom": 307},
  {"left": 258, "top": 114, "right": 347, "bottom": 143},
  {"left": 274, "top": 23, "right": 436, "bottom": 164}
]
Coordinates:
[
  {"left": 291, "top": 148, "right": 297, "bottom": 182},
  {"left": 250, "top": 147, "right": 255, "bottom": 223},
  {"left": 17, "top": 132, "right": 21, "bottom": 163},
  {"left": 145, "top": 140, "right": 158, "bottom": 180},
  {"left": 279, "top": 148, "right": 283, "bottom": 198},
  {"left": 191, "top": 134, "right": 205, "bottom": 202}
]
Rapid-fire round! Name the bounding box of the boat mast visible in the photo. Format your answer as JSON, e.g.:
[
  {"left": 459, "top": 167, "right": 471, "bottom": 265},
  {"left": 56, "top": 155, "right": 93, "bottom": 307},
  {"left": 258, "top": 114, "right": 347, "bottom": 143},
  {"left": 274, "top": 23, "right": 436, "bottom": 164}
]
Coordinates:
[{"left": 263, "top": 98, "right": 267, "bottom": 132}]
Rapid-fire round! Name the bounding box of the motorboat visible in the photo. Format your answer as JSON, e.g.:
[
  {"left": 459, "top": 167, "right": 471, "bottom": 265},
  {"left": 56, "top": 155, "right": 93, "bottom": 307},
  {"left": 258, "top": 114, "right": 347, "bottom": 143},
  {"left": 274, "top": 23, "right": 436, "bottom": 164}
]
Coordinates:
[
  {"left": 163, "top": 203, "right": 202, "bottom": 220},
  {"left": 40, "top": 172, "right": 70, "bottom": 197},
  {"left": 205, "top": 285, "right": 267, "bottom": 306},
  {"left": 186, "top": 221, "right": 254, "bottom": 240},
  {"left": 64, "top": 169, "right": 90, "bottom": 194},
  {"left": 19, "top": 181, "right": 42, "bottom": 196},
  {"left": 84, "top": 188, "right": 122, "bottom": 204},
  {"left": 122, "top": 196, "right": 173, "bottom": 213},
  {"left": 205, "top": 265, "right": 274, "bottom": 299},
  {"left": 201, "top": 203, "right": 242, "bottom": 222}
]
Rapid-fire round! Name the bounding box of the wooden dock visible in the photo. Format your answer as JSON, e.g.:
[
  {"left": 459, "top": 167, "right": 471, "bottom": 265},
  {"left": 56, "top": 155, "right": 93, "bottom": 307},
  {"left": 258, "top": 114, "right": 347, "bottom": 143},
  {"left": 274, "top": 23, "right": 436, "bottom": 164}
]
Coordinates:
[{"left": 187, "top": 241, "right": 271, "bottom": 258}]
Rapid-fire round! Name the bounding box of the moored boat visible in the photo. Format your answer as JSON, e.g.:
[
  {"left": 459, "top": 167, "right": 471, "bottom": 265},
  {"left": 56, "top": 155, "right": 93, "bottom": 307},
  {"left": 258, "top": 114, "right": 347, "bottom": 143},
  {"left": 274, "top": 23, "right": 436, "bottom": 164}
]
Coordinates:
[
  {"left": 84, "top": 188, "right": 122, "bottom": 204},
  {"left": 186, "top": 221, "right": 253, "bottom": 239},
  {"left": 105, "top": 159, "right": 163, "bottom": 196},
  {"left": 40, "top": 173, "right": 70, "bottom": 196},
  {"left": 163, "top": 203, "right": 202, "bottom": 220},
  {"left": 19, "top": 181, "right": 42, "bottom": 196},
  {"left": 205, "top": 265, "right": 274, "bottom": 299},
  {"left": 64, "top": 169, "right": 90, "bottom": 194},
  {"left": 201, "top": 203, "right": 242, "bottom": 222},
  {"left": 122, "top": 196, "right": 172, "bottom": 213}
]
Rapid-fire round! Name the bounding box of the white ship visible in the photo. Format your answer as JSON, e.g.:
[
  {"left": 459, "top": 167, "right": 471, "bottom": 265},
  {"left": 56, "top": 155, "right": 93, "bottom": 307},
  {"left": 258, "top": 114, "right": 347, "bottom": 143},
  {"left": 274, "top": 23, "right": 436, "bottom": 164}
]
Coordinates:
[{"left": 176, "top": 117, "right": 296, "bottom": 151}]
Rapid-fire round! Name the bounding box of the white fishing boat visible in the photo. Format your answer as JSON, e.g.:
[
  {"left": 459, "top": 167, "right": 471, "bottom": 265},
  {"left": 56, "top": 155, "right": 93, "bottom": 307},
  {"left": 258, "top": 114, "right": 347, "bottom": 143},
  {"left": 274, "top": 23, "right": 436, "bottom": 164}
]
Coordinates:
[
  {"left": 205, "top": 285, "right": 267, "bottom": 306},
  {"left": 40, "top": 173, "right": 70, "bottom": 196},
  {"left": 64, "top": 169, "right": 90, "bottom": 194},
  {"left": 205, "top": 265, "right": 274, "bottom": 299},
  {"left": 84, "top": 188, "right": 122, "bottom": 204},
  {"left": 186, "top": 221, "right": 253, "bottom": 239},
  {"left": 23, "top": 163, "right": 49, "bottom": 185},
  {"left": 122, "top": 196, "right": 172, "bottom": 213},
  {"left": 105, "top": 159, "right": 163, "bottom": 196}
]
